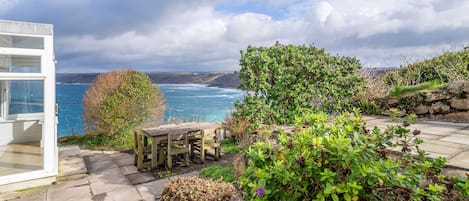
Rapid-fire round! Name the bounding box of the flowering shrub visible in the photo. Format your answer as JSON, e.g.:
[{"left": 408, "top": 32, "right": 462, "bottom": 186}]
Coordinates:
[
  {"left": 161, "top": 177, "right": 238, "bottom": 201},
  {"left": 238, "top": 110, "right": 469, "bottom": 200}
]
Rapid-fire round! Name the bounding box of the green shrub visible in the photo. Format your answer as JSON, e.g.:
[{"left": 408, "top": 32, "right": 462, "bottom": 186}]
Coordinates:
[
  {"left": 83, "top": 70, "right": 165, "bottom": 149},
  {"left": 233, "top": 43, "right": 365, "bottom": 126},
  {"left": 200, "top": 165, "right": 235, "bottom": 183},
  {"left": 238, "top": 111, "right": 469, "bottom": 201},
  {"left": 221, "top": 138, "right": 239, "bottom": 154},
  {"left": 161, "top": 177, "right": 238, "bottom": 201},
  {"left": 384, "top": 48, "right": 469, "bottom": 86}
]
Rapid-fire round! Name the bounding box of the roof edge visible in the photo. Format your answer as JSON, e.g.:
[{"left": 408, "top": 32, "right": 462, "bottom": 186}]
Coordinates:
[{"left": 0, "top": 20, "right": 53, "bottom": 35}]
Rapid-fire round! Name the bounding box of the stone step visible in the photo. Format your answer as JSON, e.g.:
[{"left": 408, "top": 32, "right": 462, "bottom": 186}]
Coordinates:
[{"left": 58, "top": 145, "right": 88, "bottom": 178}]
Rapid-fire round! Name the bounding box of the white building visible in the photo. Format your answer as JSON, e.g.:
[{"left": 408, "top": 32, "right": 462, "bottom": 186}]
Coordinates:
[{"left": 0, "top": 20, "right": 57, "bottom": 191}]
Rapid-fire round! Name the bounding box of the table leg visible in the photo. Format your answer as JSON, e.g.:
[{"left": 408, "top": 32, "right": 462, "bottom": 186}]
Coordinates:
[
  {"left": 137, "top": 134, "right": 143, "bottom": 170},
  {"left": 200, "top": 129, "right": 205, "bottom": 163},
  {"left": 167, "top": 136, "right": 172, "bottom": 170},
  {"left": 151, "top": 137, "right": 158, "bottom": 169}
]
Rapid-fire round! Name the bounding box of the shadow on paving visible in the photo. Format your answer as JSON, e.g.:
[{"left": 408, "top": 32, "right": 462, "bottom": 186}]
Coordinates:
[{"left": 139, "top": 152, "right": 236, "bottom": 181}]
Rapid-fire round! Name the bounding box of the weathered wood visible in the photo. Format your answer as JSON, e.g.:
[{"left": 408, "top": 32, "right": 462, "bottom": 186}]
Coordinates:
[{"left": 136, "top": 122, "right": 221, "bottom": 170}]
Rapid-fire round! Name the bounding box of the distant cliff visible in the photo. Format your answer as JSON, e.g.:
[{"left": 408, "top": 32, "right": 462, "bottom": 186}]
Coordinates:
[{"left": 56, "top": 72, "right": 241, "bottom": 88}]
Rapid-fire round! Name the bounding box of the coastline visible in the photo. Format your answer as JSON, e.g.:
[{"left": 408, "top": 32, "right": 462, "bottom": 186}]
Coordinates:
[{"left": 56, "top": 72, "right": 240, "bottom": 89}]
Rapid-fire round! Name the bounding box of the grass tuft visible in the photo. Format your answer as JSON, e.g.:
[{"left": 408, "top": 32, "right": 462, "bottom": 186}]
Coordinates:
[
  {"left": 199, "top": 165, "right": 235, "bottom": 183},
  {"left": 390, "top": 79, "right": 447, "bottom": 96},
  {"left": 220, "top": 138, "right": 239, "bottom": 154}
]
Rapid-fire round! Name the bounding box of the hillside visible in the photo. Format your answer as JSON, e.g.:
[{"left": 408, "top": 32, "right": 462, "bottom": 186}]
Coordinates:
[{"left": 56, "top": 72, "right": 241, "bottom": 88}]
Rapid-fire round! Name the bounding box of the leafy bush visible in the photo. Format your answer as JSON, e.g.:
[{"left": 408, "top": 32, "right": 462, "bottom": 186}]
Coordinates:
[
  {"left": 83, "top": 70, "right": 165, "bottom": 149},
  {"left": 161, "top": 177, "right": 238, "bottom": 201},
  {"left": 384, "top": 48, "right": 469, "bottom": 86},
  {"left": 233, "top": 43, "right": 365, "bottom": 126},
  {"left": 200, "top": 165, "right": 235, "bottom": 183},
  {"left": 238, "top": 111, "right": 469, "bottom": 201}
]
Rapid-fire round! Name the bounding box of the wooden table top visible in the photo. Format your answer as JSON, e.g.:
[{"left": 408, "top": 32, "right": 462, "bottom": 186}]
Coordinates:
[{"left": 141, "top": 122, "right": 220, "bottom": 137}]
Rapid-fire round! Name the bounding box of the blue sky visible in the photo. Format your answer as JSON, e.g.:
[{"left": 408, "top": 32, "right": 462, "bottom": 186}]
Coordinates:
[{"left": 1, "top": 0, "right": 468, "bottom": 73}]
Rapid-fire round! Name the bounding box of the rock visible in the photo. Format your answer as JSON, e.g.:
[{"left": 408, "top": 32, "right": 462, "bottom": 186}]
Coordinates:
[
  {"left": 464, "top": 84, "right": 469, "bottom": 93},
  {"left": 448, "top": 81, "right": 465, "bottom": 94},
  {"left": 429, "top": 102, "right": 450, "bottom": 113},
  {"left": 387, "top": 98, "right": 399, "bottom": 106},
  {"left": 450, "top": 97, "right": 469, "bottom": 110},
  {"left": 414, "top": 104, "right": 429, "bottom": 114},
  {"left": 422, "top": 90, "right": 450, "bottom": 102},
  {"left": 433, "top": 111, "right": 469, "bottom": 122}
]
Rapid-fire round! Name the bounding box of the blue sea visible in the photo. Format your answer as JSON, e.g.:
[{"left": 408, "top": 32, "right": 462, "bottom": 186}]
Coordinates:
[{"left": 56, "top": 83, "right": 244, "bottom": 137}]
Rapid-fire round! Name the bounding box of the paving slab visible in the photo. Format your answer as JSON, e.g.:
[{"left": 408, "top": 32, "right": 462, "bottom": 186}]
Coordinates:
[
  {"left": 93, "top": 187, "right": 142, "bottom": 201},
  {"left": 120, "top": 165, "right": 139, "bottom": 176},
  {"left": 440, "top": 134, "right": 469, "bottom": 145},
  {"left": 1, "top": 188, "right": 47, "bottom": 201},
  {"left": 421, "top": 139, "right": 468, "bottom": 149},
  {"left": 127, "top": 172, "right": 156, "bottom": 185},
  {"left": 455, "top": 129, "right": 469, "bottom": 135},
  {"left": 442, "top": 168, "right": 469, "bottom": 178},
  {"left": 114, "top": 155, "right": 134, "bottom": 167},
  {"left": 418, "top": 134, "right": 443, "bottom": 140},
  {"left": 417, "top": 126, "right": 462, "bottom": 136},
  {"left": 88, "top": 167, "right": 132, "bottom": 195},
  {"left": 135, "top": 179, "right": 170, "bottom": 201},
  {"left": 59, "top": 145, "right": 82, "bottom": 159},
  {"left": 447, "top": 151, "right": 469, "bottom": 170},
  {"left": 59, "top": 156, "right": 88, "bottom": 177},
  {"left": 11, "top": 192, "right": 46, "bottom": 201},
  {"left": 418, "top": 142, "right": 464, "bottom": 157},
  {"left": 47, "top": 185, "right": 92, "bottom": 201},
  {"left": 87, "top": 158, "right": 119, "bottom": 173},
  {"left": 84, "top": 154, "right": 113, "bottom": 164},
  {"left": 80, "top": 150, "right": 104, "bottom": 156},
  {"left": 55, "top": 177, "right": 90, "bottom": 189}
]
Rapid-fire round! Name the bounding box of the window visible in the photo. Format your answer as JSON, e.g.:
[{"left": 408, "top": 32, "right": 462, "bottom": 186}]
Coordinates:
[
  {"left": 8, "top": 80, "right": 44, "bottom": 115},
  {"left": 0, "top": 34, "right": 44, "bottom": 49},
  {"left": 0, "top": 55, "right": 41, "bottom": 73}
]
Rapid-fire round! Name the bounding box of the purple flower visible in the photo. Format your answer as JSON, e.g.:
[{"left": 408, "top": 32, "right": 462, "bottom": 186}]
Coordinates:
[{"left": 255, "top": 187, "right": 265, "bottom": 196}]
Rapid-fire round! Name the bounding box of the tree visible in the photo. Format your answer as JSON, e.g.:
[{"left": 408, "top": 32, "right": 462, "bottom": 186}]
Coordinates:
[{"left": 83, "top": 69, "right": 165, "bottom": 139}]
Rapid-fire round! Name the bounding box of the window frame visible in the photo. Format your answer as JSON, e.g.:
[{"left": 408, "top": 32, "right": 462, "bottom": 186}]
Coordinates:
[{"left": 0, "top": 51, "right": 45, "bottom": 122}]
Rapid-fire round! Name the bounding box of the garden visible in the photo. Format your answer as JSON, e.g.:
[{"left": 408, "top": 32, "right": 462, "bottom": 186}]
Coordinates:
[
  {"left": 167, "top": 44, "right": 468, "bottom": 200},
  {"left": 59, "top": 44, "right": 469, "bottom": 200}
]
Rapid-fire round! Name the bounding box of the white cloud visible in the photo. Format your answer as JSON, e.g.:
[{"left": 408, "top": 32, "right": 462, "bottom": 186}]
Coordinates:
[
  {"left": 3, "top": 0, "right": 467, "bottom": 72},
  {"left": 0, "top": 0, "right": 19, "bottom": 15}
]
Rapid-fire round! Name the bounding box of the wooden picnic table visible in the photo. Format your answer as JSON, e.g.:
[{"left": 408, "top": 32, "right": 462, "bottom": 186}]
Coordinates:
[{"left": 135, "top": 122, "right": 220, "bottom": 170}]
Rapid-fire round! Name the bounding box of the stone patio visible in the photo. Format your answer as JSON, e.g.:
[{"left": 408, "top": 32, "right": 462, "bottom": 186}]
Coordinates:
[
  {"left": 363, "top": 115, "right": 469, "bottom": 169},
  {"left": 1, "top": 116, "right": 469, "bottom": 201}
]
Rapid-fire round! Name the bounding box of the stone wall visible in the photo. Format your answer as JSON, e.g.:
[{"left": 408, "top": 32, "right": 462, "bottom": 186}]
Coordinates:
[{"left": 383, "top": 81, "right": 469, "bottom": 122}]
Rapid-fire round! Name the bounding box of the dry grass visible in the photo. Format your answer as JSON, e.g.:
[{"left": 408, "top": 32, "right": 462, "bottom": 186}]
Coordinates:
[{"left": 358, "top": 69, "right": 389, "bottom": 100}]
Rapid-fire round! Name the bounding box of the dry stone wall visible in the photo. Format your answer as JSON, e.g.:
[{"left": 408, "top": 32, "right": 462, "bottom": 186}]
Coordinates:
[{"left": 382, "top": 81, "right": 469, "bottom": 122}]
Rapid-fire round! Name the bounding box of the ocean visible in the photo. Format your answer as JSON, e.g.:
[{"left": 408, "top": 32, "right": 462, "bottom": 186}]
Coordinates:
[{"left": 56, "top": 83, "right": 244, "bottom": 137}]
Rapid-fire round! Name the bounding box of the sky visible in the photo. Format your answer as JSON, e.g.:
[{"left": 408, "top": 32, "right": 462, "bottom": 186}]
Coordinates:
[{"left": 1, "top": 0, "right": 468, "bottom": 73}]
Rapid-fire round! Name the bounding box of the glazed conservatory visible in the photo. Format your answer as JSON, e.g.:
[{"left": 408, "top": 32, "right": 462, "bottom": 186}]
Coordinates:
[{"left": 0, "top": 20, "right": 57, "bottom": 191}]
